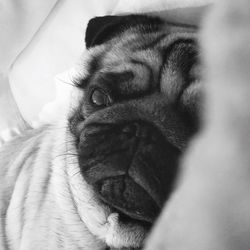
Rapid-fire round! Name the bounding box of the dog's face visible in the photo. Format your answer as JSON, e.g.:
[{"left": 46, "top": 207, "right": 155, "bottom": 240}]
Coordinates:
[{"left": 69, "top": 15, "right": 202, "bottom": 248}]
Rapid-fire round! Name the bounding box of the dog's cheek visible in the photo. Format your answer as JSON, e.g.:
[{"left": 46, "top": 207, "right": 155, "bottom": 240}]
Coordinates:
[
  {"left": 179, "top": 81, "right": 203, "bottom": 131},
  {"left": 68, "top": 106, "right": 85, "bottom": 139}
]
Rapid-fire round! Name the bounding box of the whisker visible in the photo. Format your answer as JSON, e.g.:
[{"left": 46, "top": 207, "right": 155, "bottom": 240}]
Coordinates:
[
  {"left": 71, "top": 170, "right": 82, "bottom": 177},
  {"left": 55, "top": 153, "right": 78, "bottom": 158},
  {"left": 57, "top": 78, "right": 77, "bottom": 88}
]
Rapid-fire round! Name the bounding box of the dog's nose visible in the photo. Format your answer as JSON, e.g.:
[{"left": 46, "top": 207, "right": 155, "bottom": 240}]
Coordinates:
[{"left": 122, "top": 122, "right": 151, "bottom": 139}]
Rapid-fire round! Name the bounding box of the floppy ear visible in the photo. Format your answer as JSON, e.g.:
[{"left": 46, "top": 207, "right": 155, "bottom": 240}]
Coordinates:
[{"left": 85, "top": 15, "right": 164, "bottom": 49}]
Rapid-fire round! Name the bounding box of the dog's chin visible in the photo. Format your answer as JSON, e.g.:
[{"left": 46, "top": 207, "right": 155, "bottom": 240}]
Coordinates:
[{"left": 102, "top": 209, "right": 148, "bottom": 248}]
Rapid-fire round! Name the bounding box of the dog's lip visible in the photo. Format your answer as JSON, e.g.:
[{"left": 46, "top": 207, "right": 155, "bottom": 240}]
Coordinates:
[
  {"left": 100, "top": 196, "right": 155, "bottom": 224},
  {"left": 101, "top": 196, "right": 154, "bottom": 226},
  {"left": 110, "top": 206, "right": 153, "bottom": 227},
  {"left": 95, "top": 176, "right": 160, "bottom": 224}
]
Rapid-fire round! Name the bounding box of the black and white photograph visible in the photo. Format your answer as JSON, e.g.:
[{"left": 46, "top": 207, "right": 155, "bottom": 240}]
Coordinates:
[{"left": 1, "top": 0, "right": 250, "bottom": 249}]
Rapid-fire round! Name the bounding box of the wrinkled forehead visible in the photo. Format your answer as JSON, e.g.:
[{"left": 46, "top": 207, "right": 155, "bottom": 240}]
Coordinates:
[{"left": 78, "top": 23, "right": 197, "bottom": 97}]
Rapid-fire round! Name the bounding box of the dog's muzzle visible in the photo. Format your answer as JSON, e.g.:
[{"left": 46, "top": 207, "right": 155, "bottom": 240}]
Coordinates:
[{"left": 78, "top": 121, "right": 180, "bottom": 225}]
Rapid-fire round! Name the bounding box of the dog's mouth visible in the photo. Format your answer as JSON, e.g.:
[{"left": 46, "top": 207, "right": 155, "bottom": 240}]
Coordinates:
[
  {"left": 78, "top": 122, "right": 181, "bottom": 227},
  {"left": 96, "top": 175, "right": 159, "bottom": 224}
]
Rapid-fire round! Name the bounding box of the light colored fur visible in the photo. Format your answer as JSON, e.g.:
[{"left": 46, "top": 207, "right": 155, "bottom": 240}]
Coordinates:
[
  {"left": 0, "top": 86, "right": 146, "bottom": 249},
  {"left": 145, "top": 0, "right": 250, "bottom": 249}
]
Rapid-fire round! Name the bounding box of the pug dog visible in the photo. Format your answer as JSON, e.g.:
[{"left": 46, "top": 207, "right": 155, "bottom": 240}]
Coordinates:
[{"left": 0, "top": 14, "right": 201, "bottom": 249}]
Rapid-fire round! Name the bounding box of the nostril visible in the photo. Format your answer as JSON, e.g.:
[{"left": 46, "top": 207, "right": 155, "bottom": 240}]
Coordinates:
[
  {"left": 122, "top": 123, "right": 138, "bottom": 137},
  {"left": 122, "top": 123, "right": 151, "bottom": 140}
]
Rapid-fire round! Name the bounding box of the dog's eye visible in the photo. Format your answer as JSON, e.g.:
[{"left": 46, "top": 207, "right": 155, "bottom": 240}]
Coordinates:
[{"left": 90, "top": 88, "right": 112, "bottom": 107}]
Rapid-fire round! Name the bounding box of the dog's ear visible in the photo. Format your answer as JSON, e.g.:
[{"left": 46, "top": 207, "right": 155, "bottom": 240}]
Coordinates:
[{"left": 85, "top": 15, "right": 164, "bottom": 49}]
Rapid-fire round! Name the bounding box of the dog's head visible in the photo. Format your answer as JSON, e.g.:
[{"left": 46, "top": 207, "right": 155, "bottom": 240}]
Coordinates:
[{"left": 69, "top": 14, "right": 202, "bottom": 248}]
